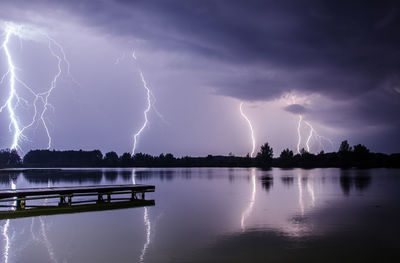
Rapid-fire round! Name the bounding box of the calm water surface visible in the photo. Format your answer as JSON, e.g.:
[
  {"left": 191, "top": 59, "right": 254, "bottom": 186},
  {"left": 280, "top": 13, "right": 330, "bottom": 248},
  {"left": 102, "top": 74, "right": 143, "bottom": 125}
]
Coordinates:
[{"left": 0, "top": 168, "right": 399, "bottom": 262}]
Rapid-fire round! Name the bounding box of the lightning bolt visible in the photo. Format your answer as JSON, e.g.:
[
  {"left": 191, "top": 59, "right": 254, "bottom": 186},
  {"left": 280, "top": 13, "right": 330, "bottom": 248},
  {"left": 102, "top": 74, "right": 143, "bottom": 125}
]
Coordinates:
[
  {"left": 296, "top": 115, "right": 303, "bottom": 154},
  {"left": 0, "top": 22, "right": 74, "bottom": 151},
  {"left": 304, "top": 120, "right": 334, "bottom": 153},
  {"left": 130, "top": 50, "right": 164, "bottom": 156},
  {"left": 0, "top": 24, "right": 22, "bottom": 150},
  {"left": 132, "top": 69, "right": 151, "bottom": 156},
  {"left": 239, "top": 102, "right": 256, "bottom": 158}
]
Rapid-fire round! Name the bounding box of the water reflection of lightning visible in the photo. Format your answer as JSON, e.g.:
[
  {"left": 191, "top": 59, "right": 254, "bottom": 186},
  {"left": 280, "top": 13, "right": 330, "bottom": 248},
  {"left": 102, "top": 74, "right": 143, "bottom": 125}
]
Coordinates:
[
  {"left": 2, "top": 178, "right": 16, "bottom": 263},
  {"left": 132, "top": 169, "right": 152, "bottom": 262},
  {"left": 239, "top": 102, "right": 256, "bottom": 157},
  {"left": 240, "top": 168, "right": 256, "bottom": 231},
  {"left": 298, "top": 175, "right": 304, "bottom": 216},
  {"left": 140, "top": 207, "right": 151, "bottom": 263},
  {"left": 1, "top": 22, "right": 73, "bottom": 151},
  {"left": 307, "top": 176, "right": 315, "bottom": 207}
]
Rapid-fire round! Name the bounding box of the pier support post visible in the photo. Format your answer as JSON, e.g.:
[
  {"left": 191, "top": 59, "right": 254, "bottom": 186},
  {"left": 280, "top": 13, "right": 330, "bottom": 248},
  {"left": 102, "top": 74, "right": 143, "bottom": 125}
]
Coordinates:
[
  {"left": 16, "top": 198, "right": 26, "bottom": 210},
  {"left": 131, "top": 191, "right": 137, "bottom": 200},
  {"left": 59, "top": 196, "right": 66, "bottom": 206},
  {"left": 141, "top": 192, "right": 145, "bottom": 200},
  {"left": 107, "top": 194, "right": 111, "bottom": 202},
  {"left": 68, "top": 195, "right": 72, "bottom": 206},
  {"left": 97, "top": 194, "right": 104, "bottom": 203}
]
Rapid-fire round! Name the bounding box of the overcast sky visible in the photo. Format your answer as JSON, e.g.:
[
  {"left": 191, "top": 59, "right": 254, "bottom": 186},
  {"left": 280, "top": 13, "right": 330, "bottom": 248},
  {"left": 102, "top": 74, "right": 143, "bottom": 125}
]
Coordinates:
[{"left": 0, "top": 0, "right": 399, "bottom": 156}]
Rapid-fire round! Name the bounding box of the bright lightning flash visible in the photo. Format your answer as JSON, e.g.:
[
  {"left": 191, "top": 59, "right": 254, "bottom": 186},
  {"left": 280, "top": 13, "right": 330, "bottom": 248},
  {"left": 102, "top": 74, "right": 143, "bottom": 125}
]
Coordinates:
[
  {"left": 239, "top": 102, "right": 256, "bottom": 157},
  {"left": 0, "top": 22, "right": 72, "bottom": 151},
  {"left": 296, "top": 115, "right": 302, "bottom": 154},
  {"left": 132, "top": 68, "right": 151, "bottom": 156},
  {"left": 130, "top": 50, "right": 159, "bottom": 156},
  {"left": 304, "top": 120, "right": 334, "bottom": 153}
]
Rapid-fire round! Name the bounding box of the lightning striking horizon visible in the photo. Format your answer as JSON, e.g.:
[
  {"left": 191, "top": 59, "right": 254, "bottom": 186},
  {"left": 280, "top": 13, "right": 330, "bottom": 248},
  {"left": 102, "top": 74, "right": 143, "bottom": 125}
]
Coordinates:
[
  {"left": 297, "top": 115, "right": 303, "bottom": 154},
  {"left": 304, "top": 120, "right": 334, "bottom": 153},
  {"left": 239, "top": 102, "right": 256, "bottom": 158},
  {"left": 0, "top": 22, "right": 74, "bottom": 151},
  {"left": 127, "top": 50, "right": 151, "bottom": 156},
  {"left": 132, "top": 69, "right": 152, "bottom": 156}
]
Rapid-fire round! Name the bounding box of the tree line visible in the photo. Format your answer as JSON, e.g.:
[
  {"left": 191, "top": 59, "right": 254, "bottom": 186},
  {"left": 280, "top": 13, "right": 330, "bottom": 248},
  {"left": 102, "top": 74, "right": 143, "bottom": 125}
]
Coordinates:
[{"left": 0, "top": 140, "right": 399, "bottom": 168}]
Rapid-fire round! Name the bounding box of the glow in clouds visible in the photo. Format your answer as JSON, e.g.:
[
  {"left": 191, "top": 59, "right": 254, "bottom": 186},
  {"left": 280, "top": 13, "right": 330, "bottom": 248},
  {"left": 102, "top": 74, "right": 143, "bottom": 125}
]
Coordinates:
[
  {"left": 0, "top": 22, "right": 73, "bottom": 151},
  {"left": 239, "top": 102, "right": 256, "bottom": 157}
]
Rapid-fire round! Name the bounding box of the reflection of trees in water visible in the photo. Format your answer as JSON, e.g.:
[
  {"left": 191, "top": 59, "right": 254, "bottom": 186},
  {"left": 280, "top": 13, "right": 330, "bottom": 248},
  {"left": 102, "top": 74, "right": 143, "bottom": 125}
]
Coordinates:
[
  {"left": 340, "top": 170, "right": 372, "bottom": 195},
  {"left": 134, "top": 170, "right": 176, "bottom": 181},
  {"left": 104, "top": 171, "right": 118, "bottom": 182},
  {"left": 281, "top": 176, "right": 294, "bottom": 187},
  {"left": 260, "top": 176, "right": 273, "bottom": 192},
  {"left": 23, "top": 171, "right": 103, "bottom": 184},
  {"left": 0, "top": 173, "right": 19, "bottom": 185},
  {"left": 120, "top": 170, "right": 132, "bottom": 180}
]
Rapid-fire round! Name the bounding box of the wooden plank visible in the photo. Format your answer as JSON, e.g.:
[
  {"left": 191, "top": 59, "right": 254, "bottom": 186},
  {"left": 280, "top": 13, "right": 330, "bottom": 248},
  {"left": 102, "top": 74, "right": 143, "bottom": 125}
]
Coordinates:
[{"left": 0, "top": 184, "right": 155, "bottom": 199}]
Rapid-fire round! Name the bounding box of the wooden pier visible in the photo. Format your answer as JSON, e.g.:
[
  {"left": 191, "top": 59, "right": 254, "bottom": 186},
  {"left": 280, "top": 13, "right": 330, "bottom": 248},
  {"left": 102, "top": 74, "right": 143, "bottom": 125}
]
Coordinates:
[{"left": 0, "top": 184, "right": 155, "bottom": 211}]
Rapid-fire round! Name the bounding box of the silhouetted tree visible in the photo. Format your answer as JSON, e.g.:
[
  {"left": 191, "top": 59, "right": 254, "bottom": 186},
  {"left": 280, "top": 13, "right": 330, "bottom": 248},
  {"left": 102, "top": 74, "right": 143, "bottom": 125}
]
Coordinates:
[
  {"left": 339, "top": 140, "right": 352, "bottom": 153},
  {"left": 280, "top": 148, "right": 294, "bottom": 159},
  {"left": 104, "top": 151, "right": 119, "bottom": 166},
  {"left": 353, "top": 144, "right": 370, "bottom": 166},
  {"left": 256, "top": 142, "right": 273, "bottom": 167},
  {"left": 119, "top": 152, "right": 132, "bottom": 166},
  {"left": 0, "top": 149, "right": 21, "bottom": 167}
]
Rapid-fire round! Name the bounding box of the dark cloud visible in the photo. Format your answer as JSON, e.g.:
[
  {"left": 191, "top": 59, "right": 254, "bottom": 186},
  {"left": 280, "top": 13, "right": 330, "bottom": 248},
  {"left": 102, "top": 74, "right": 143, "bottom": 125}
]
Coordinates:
[
  {"left": 1, "top": 0, "right": 399, "bottom": 152},
  {"left": 284, "top": 104, "right": 308, "bottom": 115}
]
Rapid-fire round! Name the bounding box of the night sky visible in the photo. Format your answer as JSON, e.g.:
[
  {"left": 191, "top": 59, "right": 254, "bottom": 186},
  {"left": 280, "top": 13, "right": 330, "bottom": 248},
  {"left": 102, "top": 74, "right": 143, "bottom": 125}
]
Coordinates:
[{"left": 0, "top": 0, "right": 399, "bottom": 156}]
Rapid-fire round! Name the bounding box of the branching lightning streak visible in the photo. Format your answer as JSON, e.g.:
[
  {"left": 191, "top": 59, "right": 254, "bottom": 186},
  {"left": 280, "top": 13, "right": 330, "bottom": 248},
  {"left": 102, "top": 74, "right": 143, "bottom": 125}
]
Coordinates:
[
  {"left": 239, "top": 102, "right": 256, "bottom": 158},
  {"left": 296, "top": 115, "right": 303, "bottom": 154},
  {"left": 1, "top": 26, "right": 21, "bottom": 150},
  {"left": 304, "top": 120, "right": 334, "bottom": 153},
  {"left": 305, "top": 121, "right": 313, "bottom": 152},
  {"left": 115, "top": 49, "right": 164, "bottom": 155},
  {"left": 1, "top": 23, "right": 73, "bottom": 151},
  {"left": 132, "top": 70, "right": 151, "bottom": 156}
]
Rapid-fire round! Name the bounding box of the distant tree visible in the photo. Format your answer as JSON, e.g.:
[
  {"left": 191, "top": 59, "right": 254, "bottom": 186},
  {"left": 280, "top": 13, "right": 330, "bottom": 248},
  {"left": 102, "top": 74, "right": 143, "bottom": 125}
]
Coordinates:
[
  {"left": 256, "top": 142, "right": 273, "bottom": 167},
  {"left": 339, "top": 140, "right": 352, "bottom": 153},
  {"left": 119, "top": 152, "right": 132, "bottom": 166},
  {"left": 353, "top": 144, "right": 370, "bottom": 165},
  {"left": 104, "top": 151, "right": 119, "bottom": 166},
  {"left": 0, "top": 149, "right": 21, "bottom": 167},
  {"left": 353, "top": 144, "right": 369, "bottom": 155},
  {"left": 280, "top": 148, "right": 294, "bottom": 159},
  {"left": 165, "top": 153, "right": 174, "bottom": 160}
]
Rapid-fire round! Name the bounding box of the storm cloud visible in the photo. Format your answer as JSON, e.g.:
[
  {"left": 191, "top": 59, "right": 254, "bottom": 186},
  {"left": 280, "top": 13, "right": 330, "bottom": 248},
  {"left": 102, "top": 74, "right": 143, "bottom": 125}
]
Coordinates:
[{"left": 0, "top": 0, "right": 399, "bottom": 154}]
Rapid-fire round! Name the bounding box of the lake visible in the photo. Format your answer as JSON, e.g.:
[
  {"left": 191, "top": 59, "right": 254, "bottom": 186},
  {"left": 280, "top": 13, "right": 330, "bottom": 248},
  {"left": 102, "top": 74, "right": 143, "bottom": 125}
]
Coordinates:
[{"left": 0, "top": 167, "right": 399, "bottom": 262}]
